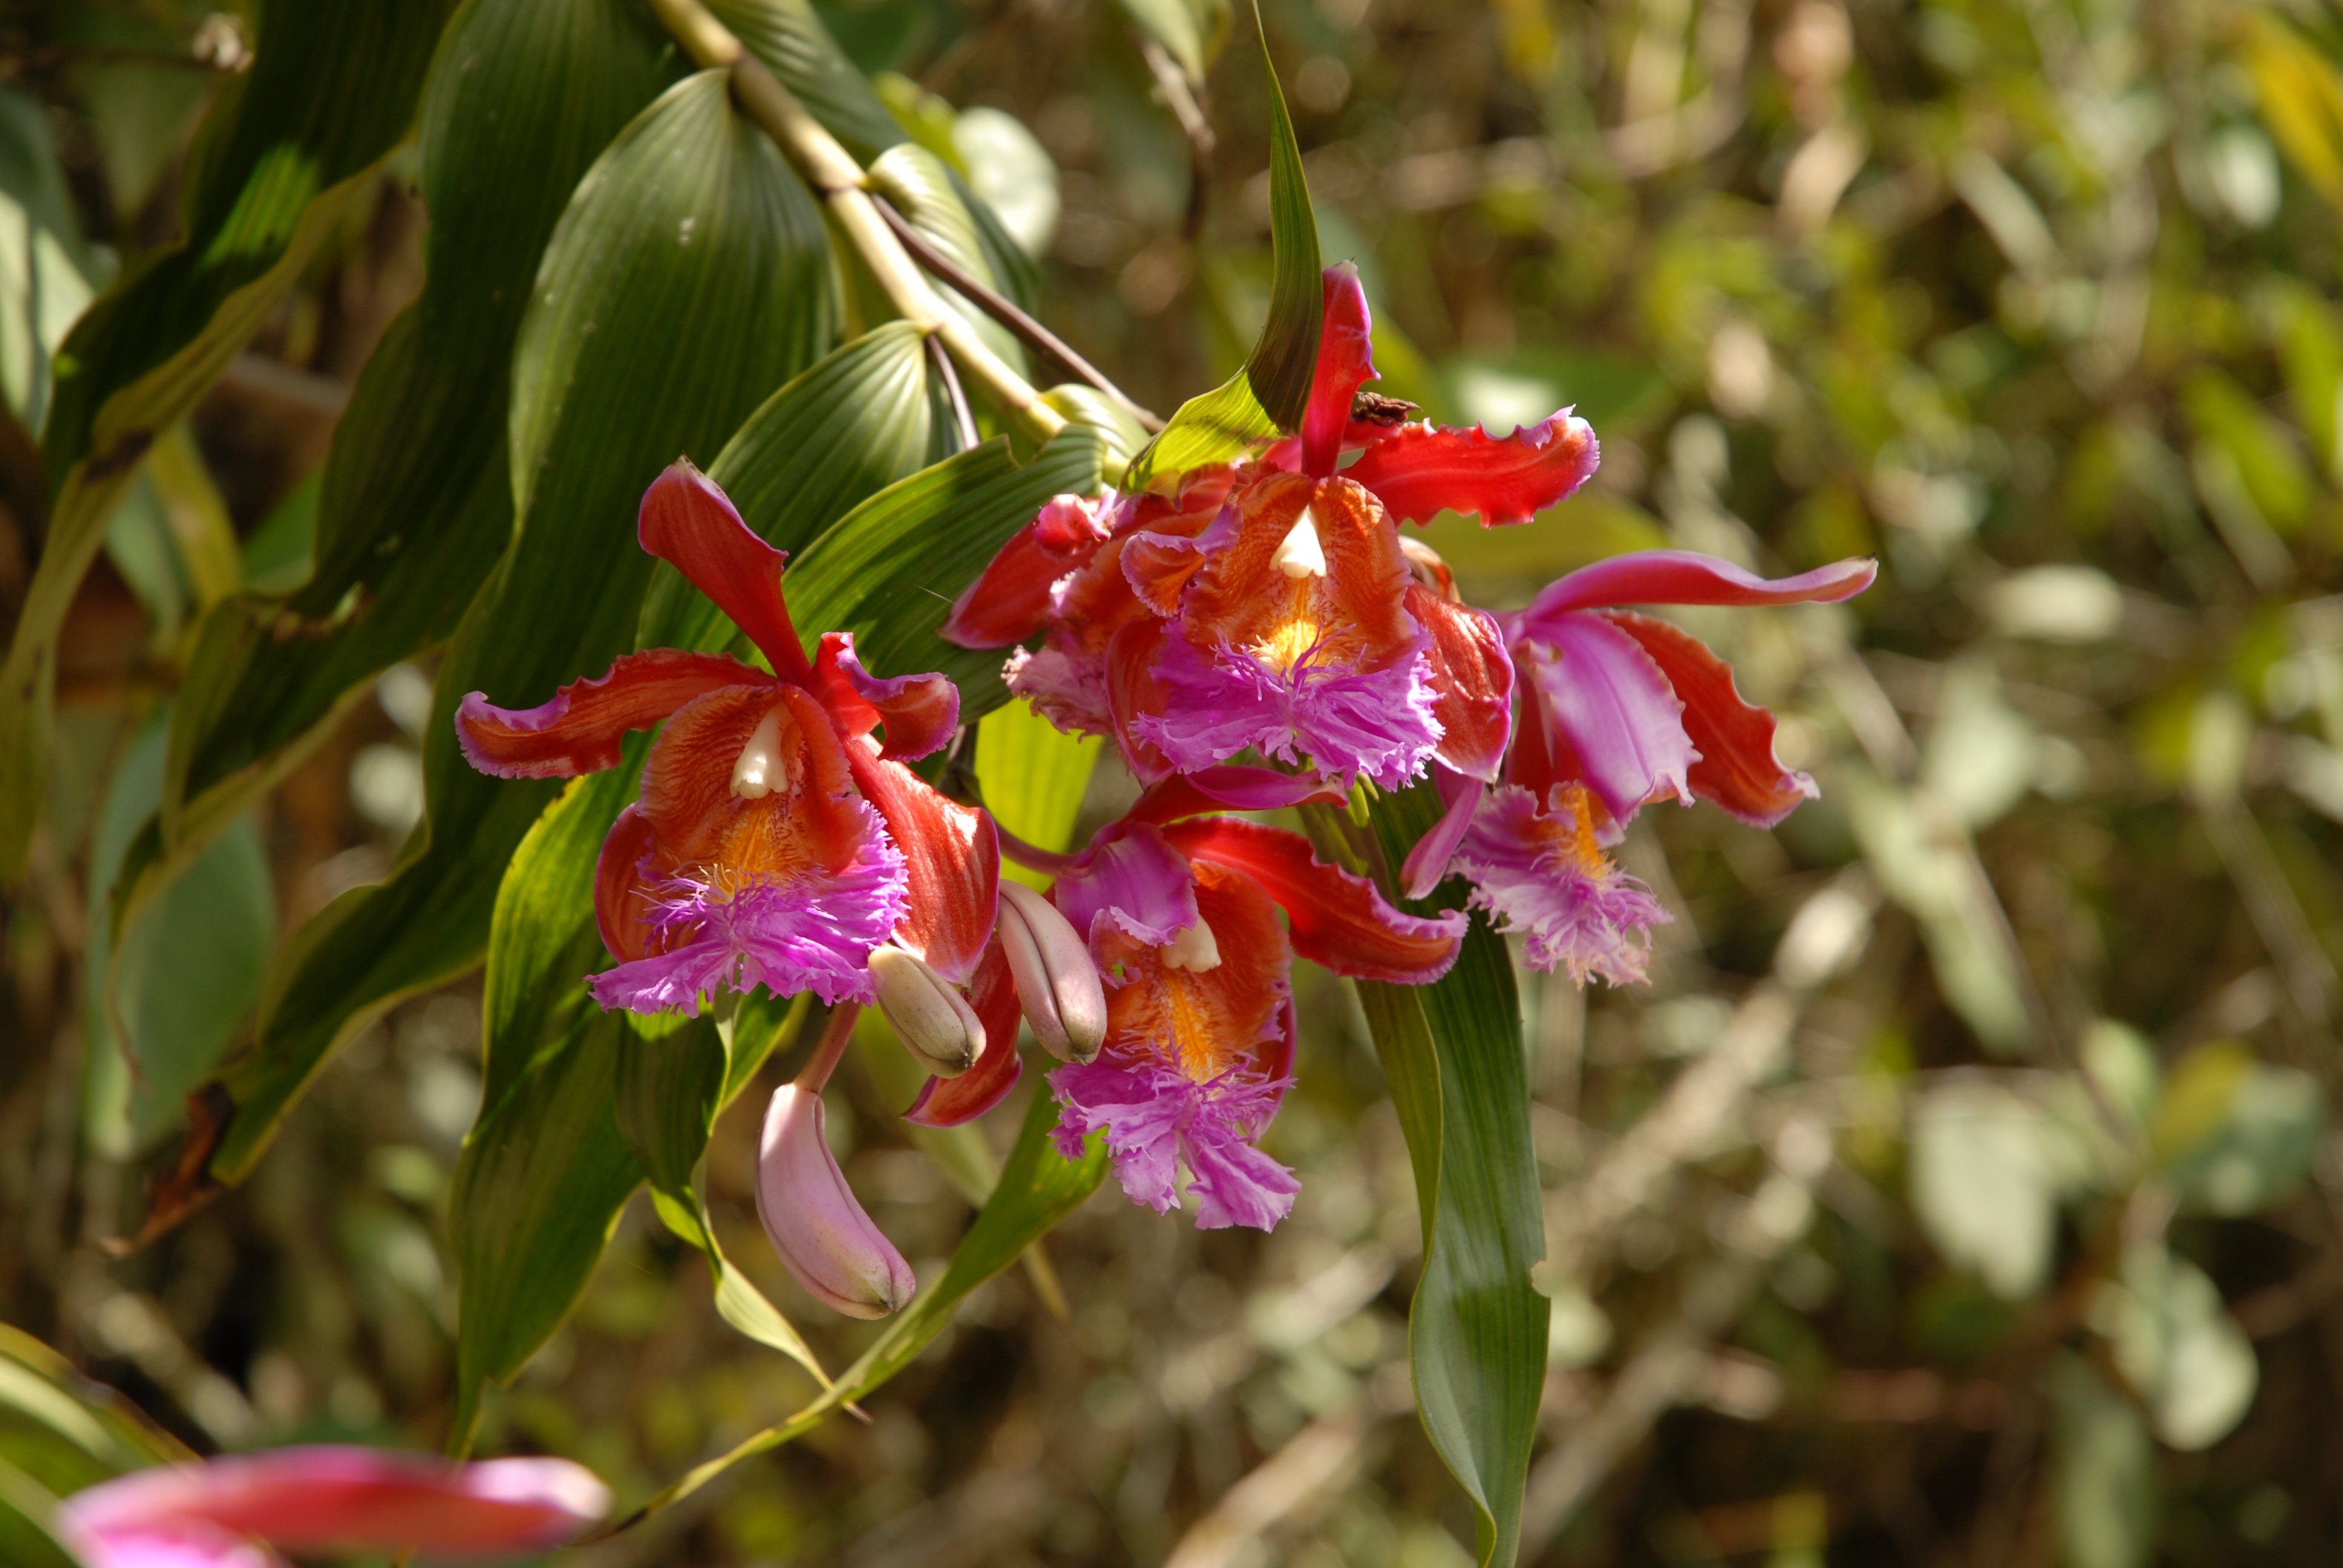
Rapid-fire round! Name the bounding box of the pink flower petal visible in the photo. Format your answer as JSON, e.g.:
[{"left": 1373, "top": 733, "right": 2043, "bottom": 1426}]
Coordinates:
[
  {"left": 455, "top": 652, "right": 769, "bottom": 780},
  {"left": 1525, "top": 613, "right": 1697, "bottom": 825},
  {"left": 1523, "top": 549, "right": 1877, "bottom": 624},
  {"left": 1050, "top": 820, "right": 1200, "bottom": 955},
  {"left": 1163, "top": 817, "right": 1464, "bottom": 983},
  {"left": 637, "top": 463, "right": 814, "bottom": 683},
  {"left": 1605, "top": 611, "right": 1819, "bottom": 826},
  {"left": 1047, "top": 1059, "right": 1299, "bottom": 1231},
  {"left": 1342, "top": 408, "right": 1599, "bottom": 527},
  {"left": 1452, "top": 785, "right": 1671, "bottom": 985},
  {"left": 812, "top": 632, "right": 960, "bottom": 762},
  {"left": 1300, "top": 264, "right": 1378, "bottom": 477}
]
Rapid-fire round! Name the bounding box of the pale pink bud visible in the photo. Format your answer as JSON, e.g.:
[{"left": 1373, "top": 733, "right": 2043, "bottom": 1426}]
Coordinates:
[
  {"left": 868, "top": 944, "right": 985, "bottom": 1075},
  {"left": 756, "top": 1084, "right": 917, "bottom": 1319},
  {"left": 995, "top": 881, "right": 1108, "bottom": 1063},
  {"left": 56, "top": 1446, "right": 608, "bottom": 1567}
]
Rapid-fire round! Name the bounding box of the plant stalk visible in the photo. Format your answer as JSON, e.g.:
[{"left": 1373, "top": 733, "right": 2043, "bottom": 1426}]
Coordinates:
[{"left": 644, "top": 0, "right": 1067, "bottom": 443}]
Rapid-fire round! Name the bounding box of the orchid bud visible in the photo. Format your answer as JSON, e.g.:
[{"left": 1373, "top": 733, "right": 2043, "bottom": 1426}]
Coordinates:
[
  {"left": 756, "top": 1085, "right": 917, "bottom": 1319},
  {"left": 869, "top": 944, "right": 985, "bottom": 1075},
  {"left": 994, "top": 881, "right": 1109, "bottom": 1063}
]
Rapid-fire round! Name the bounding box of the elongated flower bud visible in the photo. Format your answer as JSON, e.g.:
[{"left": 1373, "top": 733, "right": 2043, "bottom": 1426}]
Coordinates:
[
  {"left": 995, "top": 881, "right": 1109, "bottom": 1063},
  {"left": 869, "top": 944, "right": 985, "bottom": 1075},
  {"left": 756, "top": 1085, "right": 916, "bottom": 1319}
]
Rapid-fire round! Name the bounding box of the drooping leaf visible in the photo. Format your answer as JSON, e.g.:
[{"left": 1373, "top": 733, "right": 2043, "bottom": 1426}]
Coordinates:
[
  {"left": 157, "top": 0, "right": 678, "bottom": 862},
  {"left": 785, "top": 428, "right": 1107, "bottom": 719},
  {"left": 448, "top": 1010, "right": 643, "bottom": 1443},
  {"left": 0, "top": 0, "right": 457, "bottom": 879},
  {"left": 174, "top": 67, "right": 838, "bottom": 1214},
  {"left": 707, "top": 0, "right": 906, "bottom": 163},
  {"left": 1348, "top": 784, "right": 1547, "bottom": 1568},
  {"left": 620, "top": 1087, "right": 1106, "bottom": 1524},
  {"left": 1123, "top": 5, "right": 1319, "bottom": 489},
  {"left": 866, "top": 144, "right": 1027, "bottom": 374}
]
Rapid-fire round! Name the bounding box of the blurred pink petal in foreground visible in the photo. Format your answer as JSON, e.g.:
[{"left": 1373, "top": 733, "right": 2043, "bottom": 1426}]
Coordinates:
[{"left": 56, "top": 1446, "right": 609, "bottom": 1567}]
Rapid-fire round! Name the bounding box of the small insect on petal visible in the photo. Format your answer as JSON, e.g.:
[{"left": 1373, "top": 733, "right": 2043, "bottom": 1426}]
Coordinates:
[
  {"left": 869, "top": 945, "right": 985, "bottom": 1075},
  {"left": 1271, "top": 505, "right": 1328, "bottom": 580},
  {"left": 1159, "top": 916, "right": 1222, "bottom": 972},
  {"left": 756, "top": 1085, "right": 918, "bottom": 1318},
  {"left": 995, "top": 883, "right": 1108, "bottom": 1063},
  {"left": 729, "top": 704, "right": 788, "bottom": 800}
]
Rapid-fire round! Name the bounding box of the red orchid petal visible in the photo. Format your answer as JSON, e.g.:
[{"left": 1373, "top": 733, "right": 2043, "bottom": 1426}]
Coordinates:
[
  {"left": 1301, "top": 264, "right": 1378, "bottom": 477},
  {"left": 1120, "top": 531, "right": 1211, "bottom": 616},
  {"left": 59, "top": 1447, "right": 606, "bottom": 1557},
  {"left": 1525, "top": 614, "right": 1696, "bottom": 825},
  {"left": 455, "top": 652, "right": 768, "bottom": 780},
  {"left": 1127, "top": 766, "right": 1348, "bottom": 823},
  {"left": 1107, "top": 861, "right": 1293, "bottom": 1084},
  {"left": 845, "top": 745, "right": 998, "bottom": 985},
  {"left": 1605, "top": 610, "right": 1818, "bottom": 826},
  {"left": 637, "top": 463, "right": 814, "bottom": 683},
  {"left": 1407, "top": 584, "right": 1513, "bottom": 782},
  {"left": 1105, "top": 618, "right": 1176, "bottom": 782},
  {"left": 1162, "top": 818, "right": 1463, "bottom": 983},
  {"left": 1343, "top": 408, "right": 1599, "bottom": 528},
  {"left": 1400, "top": 769, "right": 1484, "bottom": 900},
  {"left": 813, "top": 632, "right": 960, "bottom": 762},
  {"left": 905, "top": 940, "right": 1023, "bottom": 1126},
  {"left": 640, "top": 685, "right": 865, "bottom": 866},
  {"left": 1525, "top": 549, "right": 1878, "bottom": 623},
  {"left": 941, "top": 497, "right": 1115, "bottom": 649},
  {"left": 594, "top": 804, "right": 663, "bottom": 963}
]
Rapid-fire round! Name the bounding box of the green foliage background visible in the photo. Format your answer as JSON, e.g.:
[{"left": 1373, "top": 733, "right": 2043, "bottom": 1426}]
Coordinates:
[{"left": 5, "top": 0, "right": 2343, "bottom": 1564}]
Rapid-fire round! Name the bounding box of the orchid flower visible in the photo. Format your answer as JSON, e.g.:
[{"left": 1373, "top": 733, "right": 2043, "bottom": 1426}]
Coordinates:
[
  {"left": 55, "top": 1446, "right": 606, "bottom": 1567},
  {"left": 1421, "top": 549, "right": 1878, "bottom": 983},
  {"left": 905, "top": 812, "right": 1463, "bottom": 1229},
  {"left": 943, "top": 264, "right": 1594, "bottom": 808},
  {"left": 457, "top": 463, "right": 997, "bottom": 1016}
]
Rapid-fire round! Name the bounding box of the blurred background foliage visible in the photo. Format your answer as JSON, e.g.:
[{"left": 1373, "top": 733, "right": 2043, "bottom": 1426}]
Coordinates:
[{"left": 5, "top": 0, "right": 2343, "bottom": 1563}]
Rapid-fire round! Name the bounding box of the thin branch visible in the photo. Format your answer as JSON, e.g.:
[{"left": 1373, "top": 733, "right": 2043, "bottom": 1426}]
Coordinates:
[
  {"left": 876, "top": 195, "right": 1164, "bottom": 433},
  {"left": 926, "top": 333, "right": 980, "bottom": 452},
  {"left": 644, "top": 0, "right": 1064, "bottom": 443},
  {"left": 1135, "top": 35, "right": 1216, "bottom": 241}
]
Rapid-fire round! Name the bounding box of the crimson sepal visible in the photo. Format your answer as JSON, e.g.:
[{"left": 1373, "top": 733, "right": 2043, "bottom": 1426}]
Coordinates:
[
  {"left": 637, "top": 462, "right": 814, "bottom": 682},
  {"left": 594, "top": 804, "right": 662, "bottom": 963},
  {"left": 455, "top": 649, "right": 768, "bottom": 780},
  {"left": 845, "top": 745, "right": 998, "bottom": 985},
  {"left": 1409, "top": 584, "right": 1513, "bottom": 782},
  {"left": 1162, "top": 818, "right": 1463, "bottom": 982},
  {"left": 1606, "top": 610, "right": 1818, "bottom": 827},
  {"left": 1300, "top": 264, "right": 1378, "bottom": 477},
  {"left": 814, "top": 633, "right": 959, "bottom": 761},
  {"left": 905, "top": 940, "right": 1023, "bottom": 1126},
  {"left": 1127, "top": 767, "right": 1348, "bottom": 824},
  {"left": 1344, "top": 409, "right": 1599, "bottom": 527}
]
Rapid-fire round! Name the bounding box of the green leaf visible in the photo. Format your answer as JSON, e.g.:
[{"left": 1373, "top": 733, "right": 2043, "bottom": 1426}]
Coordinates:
[
  {"left": 186, "top": 67, "right": 838, "bottom": 1204},
  {"left": 2050, "top": 1357, "right": 2158, "bottom": 1568},
  {"left": 975, "top": 698, "right": 1101, "bottom": 889},
  {"left": 159, "top": 0, "right": 677, "bottom": 856},
  {"left": 448, "top": 1010, "right": 643, "bottom": 1443},
  {"left": 786, "top": 428, "right": 1107, "bottom": 721},
  {"left": 1123, "top": 4, "right": 1319, "bottom": 489},
  {"left": 2104, "top": 1243, "right": 2259, "bottom": 1451},
  {"left": 1348, "top": 784, "right": 1547, "bottom": 1568},
  {"left": 707, "top": 0, "right": 906, "bottom": 163},
  {"left": 638, "top": 321, "right": 946, "bottom": 656},
  {"left": 621, "top": 1087, "right": 1106, "bottom": 1524},
  {"left": 0, "top": 0, "right": 457, "bottom": 879},
  {"left": 867, "top": 144, "right": 1027, "bottom": 374},
  {"left": 0, "top": 1322, "right": 191, "bottom": 1494},
  {"left": 81, "top": 714, "right": 275, "bottom": 1157}
]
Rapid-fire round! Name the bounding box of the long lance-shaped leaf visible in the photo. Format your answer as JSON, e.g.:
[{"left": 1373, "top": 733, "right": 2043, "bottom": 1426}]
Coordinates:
[
  {"left": 606, "top": 1088, "right": 1107, "bottom": 1532},
  {"left": 150, "top": 0, "right": 677, "bottom": 879},
  {"left": 139, "top": 70, "right": 837, "bottom": 1237},
  {"left": 0, "top": 0, "right": 456, "bottom": 880},
  {"left": 1346, "top": 785, "right": 1548, "bottom": 1568},
  {"left": 1122, "top": 0, "right": 1319, "bottom": 489},
  {"left": 786, "top": 428, "right": 1108, "bottom": 721},
  {"left": 447, "top": 1008, "right": 643, "bottom": 1446},
  {"left": 707, "top": 0, "right": 905, "bottom": 163}
]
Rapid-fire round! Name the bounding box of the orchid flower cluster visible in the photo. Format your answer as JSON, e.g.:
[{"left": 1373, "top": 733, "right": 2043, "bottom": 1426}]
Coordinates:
[{"left": 454, "top": 266, "right": 1872, "bottom": 1316}]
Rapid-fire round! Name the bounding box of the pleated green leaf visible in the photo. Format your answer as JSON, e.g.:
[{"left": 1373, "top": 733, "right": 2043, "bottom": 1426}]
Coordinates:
[
  {"left": 1123, "top": 3, "right": 1319, "bottom": 488},
  {"left": 787, "top": 428, "right": 1107, "bottom": 720},
  {"left": 867, "top": 144, "right": 1027, "bottom": 374},
  {"left": 0, "top": 0, "right": 456, "bottom": 879},
  {"left": 178, "top": 68, "right": 837, "bottom": 1214},
  {"left": 620, "top": 1088, "right": 1106, "bottom": 1525},
  {"left": 708, "top": 0, "right": 905, "bottom": 162},
  {"left": 156, "top": 0, "right": 676, "bottom": 867},
  {"left": 1353, "top": 785, "right": 1548, "bottom": 1568}
]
